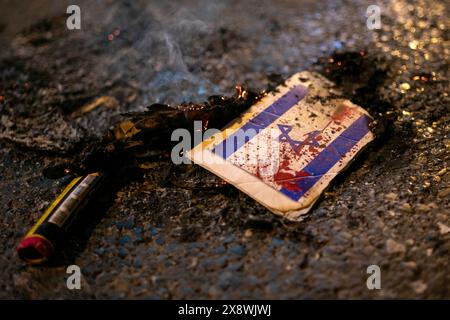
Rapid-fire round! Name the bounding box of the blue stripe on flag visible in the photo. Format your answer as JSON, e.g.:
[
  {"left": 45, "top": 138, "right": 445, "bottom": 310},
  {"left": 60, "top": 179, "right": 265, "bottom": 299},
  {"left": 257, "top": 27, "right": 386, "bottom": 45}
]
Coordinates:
[
  {"left": 280, "top": 114, "right": 371, "bottom": 201},
  {"left": 213, "top": 85, "right": 307, "bottom": 159}
]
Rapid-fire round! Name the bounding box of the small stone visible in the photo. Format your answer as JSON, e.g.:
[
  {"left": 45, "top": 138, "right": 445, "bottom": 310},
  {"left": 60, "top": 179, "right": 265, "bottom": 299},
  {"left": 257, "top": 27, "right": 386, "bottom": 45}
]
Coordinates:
[
  {"left": 226, "top": 262, "right": 243, "bottom": 271},
  {"left": 437, "top": 222, "right": 450, "bottom": 235},
  {"left": 212, "top": 245, "right": 226, "bottom": 254},
  {"left": 322, "top": 245, "right": 338, "bottom": 257},
  {"left": 425, "top": 232, "right": 437, "bottom": 242},
  {"left": 133, "top": 257, "right": 142, "bottom": 268},
  {"left": 124, "top": 218, "right": 135, "bottom": 229},
  {"left": 155, "top": 237, "right": 165, "bottom": 245},
  {"left": 118, "top": 247, "right": 128, "bottom": 258},
  {"left": 229, "top": 245, "right": 246, "bottom": 256},
  {"left": 94, "top": 248, "right": 105, "bottom": 255},
  {"left": 218, "top": 271, "right": 240, "bottom": 288},
  {"left": 386, "top": 239, "right": 406, "bottom": 254},
  {"left": 400, "top": 83, "right": 411, "bottom": 91},
  {"left": 244, "top": 229, "right": 253, "bottom": 237},
  {"left": 400, "top": 203, "right": 412, "bottom": 212},
  {"left": 438, "top": 188, "right": 450, "bottom": 198},
  {"left": 150, "top": 227, "right": 158, "bottom": 236},
  {"left": 115, "top": 221, "right": 125, "bottom": 229},
  {"left": 223, "top": 235, "right": 235, "bottom": 244},
  {"left": 385, "top": 192, "right": 398, "bottom": 201},
  {"left": 200, "top": 258, "right": 217, "bottom": 270},
  {"left": 271, "top": 237, "right": 284, "bottom": 247},
  {"left": 190, "top": 257, "right": 198, "bottom": 268},
  {"left": 363, "top": 245, "right": 375, "bottom": 256},
  {"left": 165, "top": 243, "right": 177, "bottom": 253},
  {"left": 147, "top": 224, "right": 158, "bottom": 237},
  {"left": 403, "top": 261, "right": 417, "bottom": 269},
  {"left": 187, "top": 242, "right": 200, "bottom": 249},
  {"left": 416, "top": 204, "right": 430, "bottom": 212},
  {"left": 335, "top": 232, "right": 352, "bottom": 245},
  {"left": 215, "top": 256, "right": 228, "bottom": 268},
  {"left": 429, "top": 203, "right": 438, "bottom": 209},
  {"left": 118, "top": 235, "right": 131, "bottom": 245},
  {"left": 410, "top": 280, "right": 427, "bottom": 294},
  {"left": 116, "top": 191, "right": 125, "bottom": 199},
  {"left": 408, "top": 40, "right": 419, "bottom": 50}
]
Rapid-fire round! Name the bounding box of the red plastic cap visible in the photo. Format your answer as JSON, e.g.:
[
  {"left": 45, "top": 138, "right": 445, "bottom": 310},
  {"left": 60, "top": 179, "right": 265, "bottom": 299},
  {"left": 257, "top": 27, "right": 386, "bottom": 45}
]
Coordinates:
[{"left": 17, "top": 236, "right": 54, "bottom": 264}]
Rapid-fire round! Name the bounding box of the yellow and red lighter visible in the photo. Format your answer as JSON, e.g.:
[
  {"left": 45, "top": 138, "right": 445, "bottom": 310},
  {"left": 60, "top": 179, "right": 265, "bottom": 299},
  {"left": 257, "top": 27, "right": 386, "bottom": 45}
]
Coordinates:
[{"left": 17, "top": 172, "right": 103, "bottom": 264}]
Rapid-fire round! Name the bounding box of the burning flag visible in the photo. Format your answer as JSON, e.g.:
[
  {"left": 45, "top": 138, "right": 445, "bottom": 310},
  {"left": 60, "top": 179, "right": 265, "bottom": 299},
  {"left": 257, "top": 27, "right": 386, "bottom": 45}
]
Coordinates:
[{"left": 187, "top": 71, "right": 374, "bottom": 221}]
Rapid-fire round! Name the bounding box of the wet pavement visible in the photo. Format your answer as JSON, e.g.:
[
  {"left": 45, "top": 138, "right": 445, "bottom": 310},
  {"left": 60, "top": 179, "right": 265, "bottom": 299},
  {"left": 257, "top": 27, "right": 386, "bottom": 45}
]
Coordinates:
[{"left": 0, "top": 0, "right": 449, "bottom": 299}]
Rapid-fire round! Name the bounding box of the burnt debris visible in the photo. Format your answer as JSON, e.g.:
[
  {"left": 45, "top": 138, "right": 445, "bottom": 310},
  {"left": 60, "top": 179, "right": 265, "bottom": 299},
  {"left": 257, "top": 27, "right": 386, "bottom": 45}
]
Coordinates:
[{"left": 55, "top": 85, "right": 265, "bottom": 178}]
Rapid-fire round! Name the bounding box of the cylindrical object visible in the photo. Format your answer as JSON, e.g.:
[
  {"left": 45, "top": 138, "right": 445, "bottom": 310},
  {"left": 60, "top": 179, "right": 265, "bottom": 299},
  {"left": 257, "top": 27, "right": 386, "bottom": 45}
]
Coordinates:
[{"left": 17, "top": 172, "right": 103, "bottom": 264}]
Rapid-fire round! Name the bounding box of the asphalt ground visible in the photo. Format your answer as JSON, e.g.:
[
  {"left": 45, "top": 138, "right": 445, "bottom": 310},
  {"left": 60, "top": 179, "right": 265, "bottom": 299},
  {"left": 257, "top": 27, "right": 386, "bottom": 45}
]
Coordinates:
[{"left": 0, "top": 0, "right": 448, "bottom": 298}]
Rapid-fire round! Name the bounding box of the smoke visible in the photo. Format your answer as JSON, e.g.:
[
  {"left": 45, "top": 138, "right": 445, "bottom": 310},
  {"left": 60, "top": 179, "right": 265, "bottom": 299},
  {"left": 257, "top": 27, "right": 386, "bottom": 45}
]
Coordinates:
[
  {"left": 6, "top": 0, "right": 375, "bottom": 109},
  {"left": 83, "top": 0, "right": 373, "bottom": 108},
  {"left": 86, "top": 1, "right": 226, "bottom": 106},
  {"left": 0, "top": 0, "right": 377, "bottom": 152}
]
